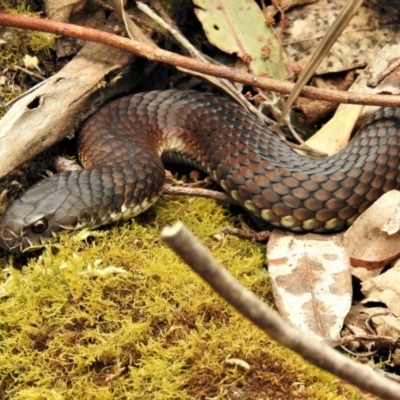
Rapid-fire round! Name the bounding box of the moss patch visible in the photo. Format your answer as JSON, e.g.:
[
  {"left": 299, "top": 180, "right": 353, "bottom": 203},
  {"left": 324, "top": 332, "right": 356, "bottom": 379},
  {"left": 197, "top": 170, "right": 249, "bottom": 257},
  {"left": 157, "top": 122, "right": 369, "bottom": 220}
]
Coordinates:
[
  {"left": 0, "top": 195, "right": 359, "bottom": 399},
  {"left": 0, "top": 0, "right": 55, "bottom": 111}
]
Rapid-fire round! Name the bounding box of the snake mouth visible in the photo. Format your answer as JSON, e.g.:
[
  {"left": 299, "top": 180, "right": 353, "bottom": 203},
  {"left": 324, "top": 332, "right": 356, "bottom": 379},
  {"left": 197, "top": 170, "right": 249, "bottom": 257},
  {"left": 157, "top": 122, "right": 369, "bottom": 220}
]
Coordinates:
[
  {"left": 0, "top": 225, "right": 66, "bottom": 252},
  {"left": 0, "top": 228, "right": 24, "bottom": 252}
]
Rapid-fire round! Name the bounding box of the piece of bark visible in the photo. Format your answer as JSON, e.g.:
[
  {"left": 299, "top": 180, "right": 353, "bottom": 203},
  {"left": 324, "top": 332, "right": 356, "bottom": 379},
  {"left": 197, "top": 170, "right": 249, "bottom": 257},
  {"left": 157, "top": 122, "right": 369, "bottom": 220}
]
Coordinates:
[{"left": 0, "top": 10, "right": 145, "bottom": 179}]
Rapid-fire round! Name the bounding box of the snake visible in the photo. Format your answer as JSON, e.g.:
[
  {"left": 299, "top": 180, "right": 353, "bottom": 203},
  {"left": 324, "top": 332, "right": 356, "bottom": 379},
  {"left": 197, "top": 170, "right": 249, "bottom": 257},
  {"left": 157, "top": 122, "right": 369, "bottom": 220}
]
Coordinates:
[{"left": 0, "top": 89, "right": 400, "bottom": 252}]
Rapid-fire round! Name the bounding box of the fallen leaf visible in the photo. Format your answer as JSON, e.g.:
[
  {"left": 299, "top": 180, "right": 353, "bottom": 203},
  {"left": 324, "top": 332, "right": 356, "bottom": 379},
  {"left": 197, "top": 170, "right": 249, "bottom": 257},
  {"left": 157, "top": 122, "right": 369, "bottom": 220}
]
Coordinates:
[
  {"left": 336, "top": 40, "right": 400, "bottom": 119},
  {"left": 343, "top": 191, "right": 400, "bottom": 269},
  {"left": 194, "top": 0, "right": 289, "bottom": 79},
  {"left": 45, "top": 0, "right": 87, "bottom": 22},
  {"left": 281, "top": 0, "right": 400, "bottom": 75},
  {"left": 362, "top": 260, "right": 400, "bottom": 319},
  {"left": 267, "top": 230, "right": 351, "bottom": 343},
  {"left": 296, "top": 105, "right": 363, "bottom": 156},
  {"left": 351, "top": 252, "right": 400, "bottom": 271},
  {"left": 351, "top": 264, "right": 382, "bottom": 283}
]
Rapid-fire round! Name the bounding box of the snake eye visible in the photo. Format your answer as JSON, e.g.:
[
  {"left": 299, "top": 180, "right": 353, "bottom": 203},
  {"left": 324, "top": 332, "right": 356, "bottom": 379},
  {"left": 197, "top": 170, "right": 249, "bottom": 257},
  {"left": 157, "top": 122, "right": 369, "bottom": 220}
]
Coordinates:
[{"left": 31, "top": 219, "right": 48, "bottom": 234}]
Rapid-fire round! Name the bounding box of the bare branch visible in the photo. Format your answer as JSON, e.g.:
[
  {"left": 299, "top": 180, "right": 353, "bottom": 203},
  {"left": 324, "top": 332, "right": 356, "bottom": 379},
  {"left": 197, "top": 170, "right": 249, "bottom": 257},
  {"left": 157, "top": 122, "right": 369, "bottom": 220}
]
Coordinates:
[{"left": 161, "top": 222, "right": 400, "bottom": 400}]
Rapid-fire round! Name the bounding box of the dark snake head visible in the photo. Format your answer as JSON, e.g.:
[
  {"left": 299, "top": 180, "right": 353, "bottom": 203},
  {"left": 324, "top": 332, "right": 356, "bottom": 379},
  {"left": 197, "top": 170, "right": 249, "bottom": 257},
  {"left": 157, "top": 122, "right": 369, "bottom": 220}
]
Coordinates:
[{"left": 0, "top": 173, "right": 86, "bottom": 252}]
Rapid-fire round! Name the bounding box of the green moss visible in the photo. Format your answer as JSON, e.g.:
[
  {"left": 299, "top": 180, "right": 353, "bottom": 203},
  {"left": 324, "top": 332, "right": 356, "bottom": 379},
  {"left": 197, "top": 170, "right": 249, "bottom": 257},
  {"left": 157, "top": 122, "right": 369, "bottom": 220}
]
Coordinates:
[
  {"left": 0, "top": 195, "right": 360, "bottom": 399},
  {"left": 1, "top": 1, "right": 55, "bottom": 65},
  {"left": 0, "top": 1, "right": 56, "bottom": 111}
]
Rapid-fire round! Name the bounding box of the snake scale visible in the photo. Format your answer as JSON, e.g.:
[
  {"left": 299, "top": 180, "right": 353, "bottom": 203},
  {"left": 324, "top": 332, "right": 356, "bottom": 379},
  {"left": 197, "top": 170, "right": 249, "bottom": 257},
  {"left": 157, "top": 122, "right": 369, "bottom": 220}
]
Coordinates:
[{"left": 1, "top": 89, "right": 400, "bottom": 252}]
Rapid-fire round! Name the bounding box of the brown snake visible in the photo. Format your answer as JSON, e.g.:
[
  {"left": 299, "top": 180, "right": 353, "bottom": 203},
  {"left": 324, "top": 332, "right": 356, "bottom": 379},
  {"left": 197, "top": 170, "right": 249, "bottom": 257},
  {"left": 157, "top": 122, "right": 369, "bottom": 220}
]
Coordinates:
[{"left": 1, "top": 89, "right": 400, "bottom": 252}]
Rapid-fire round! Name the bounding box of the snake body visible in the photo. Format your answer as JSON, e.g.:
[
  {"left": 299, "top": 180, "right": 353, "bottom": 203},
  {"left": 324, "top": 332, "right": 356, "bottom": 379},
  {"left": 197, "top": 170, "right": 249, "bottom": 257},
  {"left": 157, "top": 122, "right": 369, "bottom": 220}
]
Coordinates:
[{"left": 1, "top": 89, "right": 400, "bottom": 252}]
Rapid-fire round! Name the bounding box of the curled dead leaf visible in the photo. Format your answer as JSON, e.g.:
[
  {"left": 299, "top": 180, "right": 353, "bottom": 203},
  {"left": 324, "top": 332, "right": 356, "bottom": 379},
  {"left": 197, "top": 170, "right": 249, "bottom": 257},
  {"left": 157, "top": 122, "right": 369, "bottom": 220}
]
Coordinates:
[{"left": 343, "top": 191, "right": 400, "bottom": 269}]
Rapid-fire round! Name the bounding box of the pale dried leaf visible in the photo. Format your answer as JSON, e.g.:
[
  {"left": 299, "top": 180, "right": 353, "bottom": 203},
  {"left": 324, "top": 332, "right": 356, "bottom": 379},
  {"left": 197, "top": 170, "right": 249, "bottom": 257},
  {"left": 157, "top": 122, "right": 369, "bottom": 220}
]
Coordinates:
[
  {"left": 362, "top": 261, "right": 400, "bottom": 318},
  {"left": 351, "top": 265, "right": 382, "bottom": 284},
  {"left": 296, "top": 105, "right": 363, "bottom": 156},
  {"left": 23, "top": 55, "right": 41, "bottom": 72},
  {"left": 281, "top": 0, "right": 400, "bottom": 75},
  {"left": 343, "top": 191, "right": 400, "bottom": 269},
  {"left": 337, "top": 40, "right": 400, "bottom": 118},
  {"left": 45, "top": 0, "right": 86, "bottom": 21},
  {"left": 193, "top": 0, "right": 289, "bottom": 79},
  {"left": 266, "top": 230, "right": 352, "bottom": 342}
]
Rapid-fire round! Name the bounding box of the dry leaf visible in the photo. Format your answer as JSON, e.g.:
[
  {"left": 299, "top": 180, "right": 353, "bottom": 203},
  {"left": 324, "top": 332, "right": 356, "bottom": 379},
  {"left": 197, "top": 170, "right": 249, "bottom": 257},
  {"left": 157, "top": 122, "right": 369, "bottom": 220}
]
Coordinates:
[
  {"left": 267, "top": 230, "right": 351, "bottom": 343},
  {"left": 281, "top": 0, "right": 400, "bottom": 75},
  {"left": 296, "top": 105, "right": 363, "bottom": 156},
  {"left": 343, "top": 191, "right": 400, "bottom": 269},
  {"left": 362, "top": 260, "right": 400, "bottom": 319},
  {"left": 193, "top": 0, "right": 289, "bottom": 79},
  {"left": 336, "top": 40, "right": 400, "bottom": 119},
  {"left": 45, "top": 0, "right": 87, "bottom": 22},
  {"left": 351, "top": 264, "right": 382, "bottom": 284}
]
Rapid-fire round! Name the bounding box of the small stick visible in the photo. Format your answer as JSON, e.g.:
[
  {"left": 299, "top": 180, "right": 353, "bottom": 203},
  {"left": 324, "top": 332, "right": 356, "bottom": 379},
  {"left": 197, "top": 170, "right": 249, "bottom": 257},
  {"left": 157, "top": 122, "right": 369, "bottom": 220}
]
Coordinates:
[{"left": 162, "top": 186, "right": 234, "bottom": 205}]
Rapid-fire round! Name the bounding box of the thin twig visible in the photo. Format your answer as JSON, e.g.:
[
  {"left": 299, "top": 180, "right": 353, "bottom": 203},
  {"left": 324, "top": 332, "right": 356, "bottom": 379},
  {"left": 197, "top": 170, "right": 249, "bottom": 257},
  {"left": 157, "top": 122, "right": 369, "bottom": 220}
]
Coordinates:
[
  {"left": 221, "top": 227, "right": 270, "bottom": 243},
  {"left": 161, "top": 222, "right": 400, "bottom": 400},
  {"left": 1, "top": 13, "right": 400, "bottom": 107},
  {"left": 162, "top": 186, "right": 234, "bottom": 205},
  {"left": 6, "top": 65, "right": 46, "bottom": 81}
]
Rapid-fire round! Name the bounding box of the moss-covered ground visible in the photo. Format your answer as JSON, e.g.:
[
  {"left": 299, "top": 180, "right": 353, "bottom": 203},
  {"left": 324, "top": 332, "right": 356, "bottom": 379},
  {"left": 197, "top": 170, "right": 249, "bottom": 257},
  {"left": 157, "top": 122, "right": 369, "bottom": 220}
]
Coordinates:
[{"left": 0, "top": 195, "right": 360, "bottom": 399}]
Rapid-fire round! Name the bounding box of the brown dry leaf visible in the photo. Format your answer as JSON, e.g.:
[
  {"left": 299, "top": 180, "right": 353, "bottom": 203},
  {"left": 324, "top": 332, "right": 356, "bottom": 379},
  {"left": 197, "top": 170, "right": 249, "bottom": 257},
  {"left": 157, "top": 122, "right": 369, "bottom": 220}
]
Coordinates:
[
  {"left": 266, "top": 230, "right": 351, "bottom": 343},
  {"left": 278, "top": 0, "right": 364, "bottom": 122},
  {"left": 280, "top": 0, "right": 400, "bottom": 75},
  {"left": 362, "top": 261, "right": 400, "bottom": 321},
  {"left": 343, "top": 191, "right": 400, "bottom": 269},
  {"left": 343, "top": 305, "right": 399, "bottom": 353},
  {"left": 351, "top": 252, "right": 400, "bottom": 271}
]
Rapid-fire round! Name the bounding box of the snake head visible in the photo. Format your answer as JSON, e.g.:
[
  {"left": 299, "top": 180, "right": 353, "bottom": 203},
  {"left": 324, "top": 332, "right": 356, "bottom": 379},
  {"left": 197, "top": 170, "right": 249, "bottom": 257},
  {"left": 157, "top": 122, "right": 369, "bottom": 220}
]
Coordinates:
[{"left": 0, "top": 174, "right": 82, "bottom": 252}]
